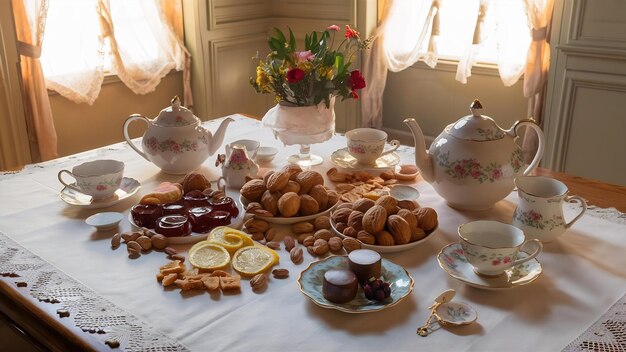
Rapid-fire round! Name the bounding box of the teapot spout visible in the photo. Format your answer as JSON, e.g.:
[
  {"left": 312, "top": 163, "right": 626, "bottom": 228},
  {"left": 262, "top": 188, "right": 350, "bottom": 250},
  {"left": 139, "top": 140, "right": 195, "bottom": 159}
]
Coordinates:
[
  {"left": 206, "top": 117, "right": 234, "bottom": 156},
  {"left": 403, "top": 118, "right": 435, "bottom": 183}
]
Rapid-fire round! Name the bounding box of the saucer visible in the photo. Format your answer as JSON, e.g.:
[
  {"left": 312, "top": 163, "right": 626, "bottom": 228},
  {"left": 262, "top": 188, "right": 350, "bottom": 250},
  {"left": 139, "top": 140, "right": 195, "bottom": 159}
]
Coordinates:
[
  {"left": 298, "top": 255, "right": 413, "bottom": 313},
  {"left": 85, "top": 212, "right": 123, "bottom": 231},
  {"left": 254, "top": 146, "right": 278, "bottom": 162},
  {"left": 389, "top": 185, "right": 420, "bottom": 200},
  {"left": 437, "top": 243, "right": 542, "bottom": 290},
  {"left": 330, "top": 148, "right": 400, "bottom": 169},
  {"left": 60, "top": 177, "right": 141, "bottom": 209}
]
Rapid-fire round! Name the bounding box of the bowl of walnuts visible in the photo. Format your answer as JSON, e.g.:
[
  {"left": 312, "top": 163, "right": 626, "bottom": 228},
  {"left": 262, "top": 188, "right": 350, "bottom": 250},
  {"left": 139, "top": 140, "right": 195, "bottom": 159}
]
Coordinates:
[
  {"left": 329, "top": 195, "right": 438, "bottom": 253},
  {"left": 240, "top": 166, "right": 341, "bottom": 225}
]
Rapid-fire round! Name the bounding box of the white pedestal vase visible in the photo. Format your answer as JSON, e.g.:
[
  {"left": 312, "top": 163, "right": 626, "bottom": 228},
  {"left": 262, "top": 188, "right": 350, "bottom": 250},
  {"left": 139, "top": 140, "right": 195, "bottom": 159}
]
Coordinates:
[{"left": 261, "top": 97, "right": 335, "bottom": 167}]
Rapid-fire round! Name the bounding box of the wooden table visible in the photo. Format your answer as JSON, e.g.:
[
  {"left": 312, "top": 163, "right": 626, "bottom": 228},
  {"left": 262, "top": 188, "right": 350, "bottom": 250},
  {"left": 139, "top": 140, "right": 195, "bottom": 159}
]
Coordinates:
[{"left": 1, "top": 115, "right": 625, "bottom": 352}]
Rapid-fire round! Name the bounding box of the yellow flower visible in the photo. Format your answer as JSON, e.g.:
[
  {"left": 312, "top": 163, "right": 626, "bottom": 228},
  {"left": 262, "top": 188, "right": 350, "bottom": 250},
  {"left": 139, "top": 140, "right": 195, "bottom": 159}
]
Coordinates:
[
  {"left": 274, "top": 95, "right": 281, "bottom": 103},
  {"left": 319, "top": 66, "right": 334, "bottom": 80},
  {"left": 256, "top": 66, "right": 271, "bottom": 90},
  {"left": 297, "top": 61, "right": 313, "bottom": 72}
]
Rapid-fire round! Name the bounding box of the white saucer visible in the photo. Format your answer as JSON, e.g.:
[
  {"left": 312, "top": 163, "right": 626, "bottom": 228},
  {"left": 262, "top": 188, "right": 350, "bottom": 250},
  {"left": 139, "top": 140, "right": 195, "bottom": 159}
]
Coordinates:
[
  {"left": 60, "top": 177, "right": 141, "bottom": 209},
  {"left": 437, "top": 243, "right": 542, "bottom": 290},
  {"left": 254, "top": 146, "right": 278, "bottom": 162},
  {"left": 85, "top": 212, "right": 123, "bottom": 231},
  {"left": 330, "top": 148, "right": 400, "bottom": 169},
  {"left": 389, "top": 185, "right": 420, "bottom": 200}
]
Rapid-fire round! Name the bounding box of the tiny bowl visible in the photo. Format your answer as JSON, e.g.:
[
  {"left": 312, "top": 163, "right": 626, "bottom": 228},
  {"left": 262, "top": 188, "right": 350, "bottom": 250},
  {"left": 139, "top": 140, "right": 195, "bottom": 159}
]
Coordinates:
[
  {"left": 394, "top": 164, "right": 419, "bottom": 181},
  {"left": 389, "top": 185, "right": 420, "bottom": 201},
  {"left": 85, "top": 212, "right": 123, "bottom": 232},
  {"left": 255, "top": 146, "right": 278, "bottom": 162}
]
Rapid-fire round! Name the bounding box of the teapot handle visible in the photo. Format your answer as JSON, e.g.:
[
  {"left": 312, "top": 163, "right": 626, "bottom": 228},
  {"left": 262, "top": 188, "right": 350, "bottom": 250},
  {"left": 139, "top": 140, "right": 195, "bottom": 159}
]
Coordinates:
[
  {"left": 512, "top": 119, "right": 545, "bottom": 176},
  {"left": 123, "top": 114, "right": 150, "bottom": 162}
]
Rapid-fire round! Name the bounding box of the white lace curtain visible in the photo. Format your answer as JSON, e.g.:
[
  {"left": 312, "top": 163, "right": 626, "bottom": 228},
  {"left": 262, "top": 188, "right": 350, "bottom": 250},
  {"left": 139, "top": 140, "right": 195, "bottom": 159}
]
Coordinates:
[
  {"left": 40, "top": 0, "right": 191, "bottom": 106},
  {"left": 361, "top": 0, "right": 554, "bottom": 129}
]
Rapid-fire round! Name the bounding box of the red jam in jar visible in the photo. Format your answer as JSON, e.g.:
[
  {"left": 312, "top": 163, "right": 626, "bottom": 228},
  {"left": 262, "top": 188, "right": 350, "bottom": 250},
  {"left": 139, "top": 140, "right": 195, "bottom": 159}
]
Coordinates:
[
  {"left": 130, "top": 204, "right": 163, "bottom": 229},
  {"left": 209, "top": 197, "right": 239, "bottom": 217},
  {"left": 188, "top": 207, "right": 231, "bottom": 233},
  {"left": 154, "top": 215, "right": 192, "bottom": 237}
]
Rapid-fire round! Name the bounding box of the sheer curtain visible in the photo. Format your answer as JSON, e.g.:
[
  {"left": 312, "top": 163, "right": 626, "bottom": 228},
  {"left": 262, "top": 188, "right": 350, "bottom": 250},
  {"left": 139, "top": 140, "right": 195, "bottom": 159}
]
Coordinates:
[
  {"left": 12, "top": 0, "right": 58, "bottom": 161},
  {"left": 361, "top": 0, "right": 548, "bottom": 130},
  {"left": 41, "top": 0, "right": 190, "bottom": 106}
]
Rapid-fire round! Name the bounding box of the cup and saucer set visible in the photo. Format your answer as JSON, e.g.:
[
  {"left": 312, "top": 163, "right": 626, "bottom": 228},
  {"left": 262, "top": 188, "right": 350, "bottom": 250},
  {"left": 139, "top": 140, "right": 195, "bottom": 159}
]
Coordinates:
[
  {"left": 331, "top": 128, "right": 401, "bottom": 170},
  {"left": 57, "top": 159, "right": 141, "bottom": 209}
]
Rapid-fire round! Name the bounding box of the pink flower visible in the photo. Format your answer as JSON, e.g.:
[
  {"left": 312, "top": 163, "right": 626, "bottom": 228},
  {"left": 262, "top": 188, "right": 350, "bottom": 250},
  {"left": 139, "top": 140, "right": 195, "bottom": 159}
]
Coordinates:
[
  {"left": 327, "top": 25, "right": 340, "bottom": 32},
  {"left": 470, "top": 170, "right": 481, "bottom": 178},
  {"left": 492, "top": 259, "right": 501, "bottom": 266},
  {"left": 96, "top": 184, "right": 107, "bottom": 191},
  {"left": 491, "top": 168, "right": 502, "bottom": 180},
  {"left": 530, "top": 210, "right": 542, "bottom": 221},
  {"left": 286, "top": 68, "right": 305, "bottom": 83},
  {"left": 295, "top": 50, "right": 315, "bottom": 63},
  {"left": 503, "top": 257, "right": 511, "bottom": 264},
  {"left": 345, "top": 25, "right": 360, "bottom": 39}
]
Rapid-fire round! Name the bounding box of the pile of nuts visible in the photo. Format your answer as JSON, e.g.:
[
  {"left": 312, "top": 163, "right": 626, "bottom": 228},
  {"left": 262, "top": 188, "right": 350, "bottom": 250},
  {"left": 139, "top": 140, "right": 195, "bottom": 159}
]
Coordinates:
[
  {"left": 331, "top": 195, "right": 438, "bottom": 247},
  {"left": 241, "top": 166, "right": 339, "bottom": 217},
  {"left": 243, "top": 215, "right": 362, "bottom": 263},
  {"left": 111, "top": 229, "right": 182, "bottom": 261}
]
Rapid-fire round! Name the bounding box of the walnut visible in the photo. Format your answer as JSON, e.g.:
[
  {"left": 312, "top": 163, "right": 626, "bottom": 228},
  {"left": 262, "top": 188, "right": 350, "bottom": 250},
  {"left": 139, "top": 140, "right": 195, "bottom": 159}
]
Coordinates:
[
  {"left": 299, "top": 194, "right": 320, "bottom": 216},
  {"left": 295, "top": 171, "right": 324, "bottom": 194},
  {"left": 277, "top": 192, "right": 300, "bottom": 217},
  {"left": 375, "top": 195, "right": 399, "bottom": 215},
  {"left": 356, "top": 230, "right": 376, "bottom": 245},
  {"left": 308, "top": 184, "right": 329, "bottom": 210},
  {"left": 241, "top": 179, "right": 266, "bottom": 202},
  {"left": 362, "top": 205, "right": 387, "bottom": 234},
  {"left": 266, "top": 170, "right": 290, "bottom": 192},
  {"left": 387, "top": 215, "right": 411, "bottom": 245},
  {"left": 261, "top": 190, "right": 281, "bottom": 216},
  {"left": 352, "top": 198, "right": 375, "bottom": 213},
  {"left": 414, "top": 207, "right": 438, "bottom": 231},
  {"left": 181, "top": 172, "right": 210, "bottom": 193},
  {"left": 375, "top": 230, "right": 395, "bottom": 246},
  {"left": 347, "top": 210, "right": 364, "bottom": 231}
]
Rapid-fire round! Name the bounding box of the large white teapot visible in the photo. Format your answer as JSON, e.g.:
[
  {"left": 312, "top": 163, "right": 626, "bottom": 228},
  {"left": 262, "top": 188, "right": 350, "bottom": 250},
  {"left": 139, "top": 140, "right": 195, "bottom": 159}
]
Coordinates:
[
  {"left": 123, "top": 96, "right": 233, "bottom": 174},
  {"left": 404, "top": 100, "right": 545, "bottom": 210}
]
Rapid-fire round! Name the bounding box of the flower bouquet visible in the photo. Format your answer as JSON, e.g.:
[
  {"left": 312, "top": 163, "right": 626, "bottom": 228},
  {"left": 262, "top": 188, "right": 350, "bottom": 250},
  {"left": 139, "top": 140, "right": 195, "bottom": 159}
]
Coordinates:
[{"left": 251, "top": 25, "right": 371, "bottom": 166}]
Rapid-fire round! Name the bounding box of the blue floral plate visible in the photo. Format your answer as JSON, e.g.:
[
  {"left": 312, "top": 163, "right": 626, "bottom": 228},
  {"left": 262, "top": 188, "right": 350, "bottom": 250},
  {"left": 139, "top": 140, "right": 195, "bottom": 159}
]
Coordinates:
[
  {"left": 437, "top": 242, "right": 542, "bottom": 290},
  {"left": 297, "top": 255, "right": 414, "bottom": 313}
]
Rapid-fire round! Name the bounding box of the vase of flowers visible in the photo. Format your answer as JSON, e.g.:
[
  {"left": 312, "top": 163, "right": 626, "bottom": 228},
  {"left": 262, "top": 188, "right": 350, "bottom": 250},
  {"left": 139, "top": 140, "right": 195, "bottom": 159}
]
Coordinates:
[{"left": 251, "top": 25, "right": 371, "bottom": 166}]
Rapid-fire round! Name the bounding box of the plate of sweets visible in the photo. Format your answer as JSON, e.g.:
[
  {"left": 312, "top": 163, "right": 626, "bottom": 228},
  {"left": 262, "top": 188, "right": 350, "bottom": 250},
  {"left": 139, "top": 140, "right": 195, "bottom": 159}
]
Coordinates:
[
  {"left": 239, "top": 166, "right": 341, "bottom": 224},
  {"left": 298, "top": 249, "right": 414, "bottom": 313},
  {"left": 329, "top": 195, "right": 439, "bottom": 254},
  {"left": 129, "top": 173, "right": 244, "bottom": 244}
]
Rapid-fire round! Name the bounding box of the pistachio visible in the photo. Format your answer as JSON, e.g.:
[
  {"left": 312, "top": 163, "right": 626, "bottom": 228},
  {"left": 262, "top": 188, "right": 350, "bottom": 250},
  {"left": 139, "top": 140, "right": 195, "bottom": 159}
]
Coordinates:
[
  {"left": 290, "top": 247, "right": 303, "bottom": 264},
  {"left": 250, "top": 273, "right": 268, "bottom": 290},
  {"left": 111, "top": 233, "right": 121, "bottom": 249},
  {"left": 283, "top": 236, "right": 296, "bottom": 252},
  {"left": 272, "top": 268, "right": 289, "bottom": 279}
]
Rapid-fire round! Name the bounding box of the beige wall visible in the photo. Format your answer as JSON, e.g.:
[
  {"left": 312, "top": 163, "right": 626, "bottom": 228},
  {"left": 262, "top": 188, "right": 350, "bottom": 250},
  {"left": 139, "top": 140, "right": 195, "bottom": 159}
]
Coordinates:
[
  {"left": 382, "top": 62, "right": 527, "bottom": 144},
  {"left": 50, "top": 72, "right": 183, "bottom": 157}
]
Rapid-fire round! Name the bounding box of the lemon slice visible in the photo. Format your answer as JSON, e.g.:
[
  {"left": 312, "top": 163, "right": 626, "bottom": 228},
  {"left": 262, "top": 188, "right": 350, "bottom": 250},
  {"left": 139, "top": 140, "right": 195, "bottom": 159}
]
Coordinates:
[
  {"left": 232, "top": 245, "right": 279, "bottom": 277},
  {"left": 188, "top": 243, "right": 231, "bottom": 271},
  {"left": 208, "top": 226, "right": 254, "bottom": 249},
  {"left": 207, "top": 233, "right": 244, "bottom": 255}
]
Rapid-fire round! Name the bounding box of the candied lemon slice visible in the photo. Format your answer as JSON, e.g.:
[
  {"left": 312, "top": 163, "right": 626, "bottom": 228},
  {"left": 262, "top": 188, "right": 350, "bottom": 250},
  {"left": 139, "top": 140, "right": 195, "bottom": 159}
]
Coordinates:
[
  {"left": 232, "top": 245, "right": 279, "bottom": 277},
  {"left": 208, "top": 226, "right": 254, "bottom": 248},
  {"left": 188, "top": 243, "right": 231, "bottom": 271},
  {"left": 207, "top": 233, "right": 244, "bottom": 255}
]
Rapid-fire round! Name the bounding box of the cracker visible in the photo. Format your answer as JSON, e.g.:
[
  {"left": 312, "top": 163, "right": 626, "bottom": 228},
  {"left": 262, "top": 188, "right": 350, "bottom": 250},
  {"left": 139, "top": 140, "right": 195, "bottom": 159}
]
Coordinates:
[
  {"left": 202, "top": 276, "right": 220, "bottom": 291},
  {"left": 219, "top": 275, "right": 241, "bottom": 291}
]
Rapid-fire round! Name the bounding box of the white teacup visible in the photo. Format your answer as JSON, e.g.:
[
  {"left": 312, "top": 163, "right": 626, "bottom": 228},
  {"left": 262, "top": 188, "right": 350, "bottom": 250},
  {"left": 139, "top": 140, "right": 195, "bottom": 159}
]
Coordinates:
[
  {"left": 345, "top": 128, "right": 400, "bottom": 165},
  {"left": 58, "top": 160, "right": 124, "bottom": 199},
  {"left": 458, "top": 220, "right": 543, "bottom": 277},
  {"left": 513, "top": 176, "right": 587, "bottom": 243},
  {"left": 228, "top": 139, "right": 260, "bottom": 158}
]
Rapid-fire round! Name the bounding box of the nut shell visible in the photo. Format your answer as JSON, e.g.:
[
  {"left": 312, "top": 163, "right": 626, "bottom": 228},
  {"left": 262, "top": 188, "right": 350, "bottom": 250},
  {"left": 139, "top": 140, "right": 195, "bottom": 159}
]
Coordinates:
[
  {"left": 299, "top": 194, "right": 320, "bottom": 216},
  {"left": 387, "top": 215, "right": 411, "bottom": 245},
  {"left": 352, "top": 198, "right": 375, "bottom": 213},
  {"left": 266, "top": 170, "right": 290, "bottom": 192},
  {"left": 375, "top": 195, "right": 399, "bottom": 215},
  {"left": 295, "top": 171, "right": 324, "bottom": 194},
  {"left": 261, "top": 190, "right": 281, "bottom": 216},
  {"left": 342, "top": 237, "right": 361, "bottom": 253},
  {"left": 362, "top": 205, "right": 387, "bottom": 234},
  {"left": 347, "top": 211, "right": 364, "bottom": 231},
  {"left": 356, "top": 231, "right": 376, "bottom": 245},
  {"left": 277, "top": 192, "right": 300, "bottom": 217},
  {"left": 414, "top": 207, "right": 438, "bottom": 231},
  {"left": 375, "top": 230, "right": 395, "bottom": 246},
  {"left": 331, "top": 208, "right": 352, "bottom": 224},
  {"left": 181, "top": 172, "right": 210, "bottom": 193},
  {"left": 308, "top": 184, "right": 329, "bottom": 210},
  {"left": 240, "top": 179, "right": 266, "bottom": 202},
  {"left": 314, "top": 216, "right": 331, "bottom": 230}
]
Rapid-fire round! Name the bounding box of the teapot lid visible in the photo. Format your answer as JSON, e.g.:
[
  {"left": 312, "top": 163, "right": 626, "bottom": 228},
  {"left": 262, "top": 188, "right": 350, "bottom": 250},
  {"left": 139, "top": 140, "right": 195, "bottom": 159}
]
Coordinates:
[
  {"left": 448, "top": 100, "right": 506, "bottom": 141},
  {"left": 153, "top": 96, "right": 198, "bottom": 127}
]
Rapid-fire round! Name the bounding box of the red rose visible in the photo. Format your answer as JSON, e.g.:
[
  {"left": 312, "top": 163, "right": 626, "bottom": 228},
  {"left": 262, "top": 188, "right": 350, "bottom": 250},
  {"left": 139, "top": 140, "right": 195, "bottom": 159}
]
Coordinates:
[
  {"left": 286, "top": 68, "right": 305, "bottom": 83},
  {"left": 351, "top": 90, "right": 359, "bottom": 99},
  {"left": 348, "top": 70, "right": 366, "bottom": 90},
  {"left": 345, "top": 25, "right": 360, "bottom": 39}
]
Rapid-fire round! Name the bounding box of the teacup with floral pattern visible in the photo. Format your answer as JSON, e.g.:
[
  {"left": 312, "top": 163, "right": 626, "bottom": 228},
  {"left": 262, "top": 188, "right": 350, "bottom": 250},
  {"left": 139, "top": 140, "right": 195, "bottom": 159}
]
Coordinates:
[
  {"left": 458, "top": 220, "right": 542, "bottom": 277},
  {"left": 346, "top": 128, "right": 400, "bottom": 165},
  {"left": 58, "top": 160, "right": 124, "bottom": 200}
]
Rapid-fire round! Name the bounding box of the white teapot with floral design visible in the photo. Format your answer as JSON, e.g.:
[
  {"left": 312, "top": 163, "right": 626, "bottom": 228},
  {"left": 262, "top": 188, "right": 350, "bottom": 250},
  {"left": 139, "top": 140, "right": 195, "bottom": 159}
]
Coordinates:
[
  {"left": 404, "top": 100, "right": 545, "bottom": 210},
  {"left": 123, "top": 96, "right": 233, "bottom": 174}
]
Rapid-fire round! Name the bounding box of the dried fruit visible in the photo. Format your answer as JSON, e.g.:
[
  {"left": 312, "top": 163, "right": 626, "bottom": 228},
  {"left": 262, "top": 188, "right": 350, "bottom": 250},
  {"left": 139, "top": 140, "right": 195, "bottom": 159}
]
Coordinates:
[
  {"left": 387, "top": 215, "right": 411, "bottom": 245},
  {"left": 313, "top": 216, "right": 331, "bottom": 230},
  {"left": 342, "top": 237, "right": 361, "bottom": 252},
  {"left": 299, "top": 194, "right": 320, "bottom": 215},
  {"left": 266, "top": 170, "right": 290, "bottom": 192},
  {"left": 363, "top": 278, "right": 391, "bottom": 301},
  {"left": 111, "top": 233, "right": 121, "bottom": 249},
  {"left": 250, "top": 273, "right": 268, "bottom": 290},
  {"left": 328, "top": 237, "right": 343, "bottom": 252},
  {"left": 277, "top": 192, "right": 300, "bottom": 217},
  {"left": 293, "top": 221, "right": 315, "bottom": 234},
  {"left": 375, "top": 230, "right": 395, "bottom": 246},
  {"left": 283, "top": 236, "right": 296, "bottom": 251},
  {"left": 362, "top": 205, "right": 387, "bottom": 234},
  {"left": 240, "top": 179, "right": 266, "bottom": 202},
  {"left": 290, "top": 247, "right": 303, "bottom": 264},
  {"left": 136, "top": 235, "right": 152, "bottom": 251},
  {"left": 272, "top": 268, "right": 290, "bottom": 279}
]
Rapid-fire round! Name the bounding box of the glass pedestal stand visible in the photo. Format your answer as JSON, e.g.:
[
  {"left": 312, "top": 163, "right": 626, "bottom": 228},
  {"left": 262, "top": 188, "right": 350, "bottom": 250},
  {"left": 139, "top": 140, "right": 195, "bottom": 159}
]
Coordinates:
[{"left": 287, "top": 144, "right": 324, "bottom": 167}]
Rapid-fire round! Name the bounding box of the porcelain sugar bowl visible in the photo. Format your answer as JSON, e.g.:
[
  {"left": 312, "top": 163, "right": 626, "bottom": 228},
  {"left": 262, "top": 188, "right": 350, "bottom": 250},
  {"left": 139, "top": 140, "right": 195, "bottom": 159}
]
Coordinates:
[
  {"left": 404, "top": 100, "right": 545, "bottom": 210},
  {"left": 123, "top": 96, "right": 233, "bottom": 174}
]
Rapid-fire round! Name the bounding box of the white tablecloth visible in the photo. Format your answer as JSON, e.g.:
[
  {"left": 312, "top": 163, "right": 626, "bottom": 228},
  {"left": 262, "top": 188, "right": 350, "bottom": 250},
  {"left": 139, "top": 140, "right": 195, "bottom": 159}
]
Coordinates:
[{"left": 1, "top": 115, "right": 625, "bottom": 352}]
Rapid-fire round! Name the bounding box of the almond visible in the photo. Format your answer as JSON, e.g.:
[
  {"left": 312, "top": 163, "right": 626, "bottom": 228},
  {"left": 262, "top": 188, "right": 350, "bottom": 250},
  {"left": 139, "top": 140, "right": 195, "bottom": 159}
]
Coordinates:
[
  {"left": 331, "top": 208, "right": 352, "bottom": 224},
  {"left": 266, "top": 241, "right": 280, "bottom": 250},
  {"left": 303, "top": 235, "right": 315, "bottom": 247},
  {"left": 261, "top": 190, "right": 281, "bottom": 216},
  {"left": 375, "top": 230, "right": 395, "bottom": 246},
  {"left": 313, "top": 216, "right": 331, "bottom": 230},
  {"left": 111, "top": 233, "right": 121, "bottom": 249},
  {"left": 264, "top": 227, "right": 276, "bottom": 241},
  {"left": 357, "top": 231, "right": 376, "bottom": 245},
  {"left": 245, "top": 218, "right": 270, "bottom": 233},
  {"left": 121, "top": 231, "right": 140, "bottom": 243},
  {"left": 397, "top": 209, "right": 418, "bottom": 231},
  {"left": 352, "top": 198, "right": 375, "bottom": 213},
  {"left": 327, "top": 190, "right": 340, "bottom": 207},
  {"left": 292, "top": 222, "right": 315, "bottom": 234},
  {"left": 290, "top": 247, "right": 303, "bottom": 264},
  {"left": 414, "top": 207, "right": 438, "bottom": 231},
  {"left": 312, "top": 239, "right": 329, "bottom": 255},
  {"left": 282, "top": 180, "right": 301, "bottom": 194},
  {"left": 283, "top": 236, "right": 296, "bottom": 251},
  {"left": 136, "top": 235, "right": 152, "bottom": 251},
  {"left": 297, "top": 232, "right": 312, "bottom": 244},
  {"left": 313, "top": 229, "right": 333, "bottom": 242},
  {"left": 342, "top": 226, "right": 358, "bottom": 238},
  {"left": 127, "top": 241, "right": 141, "bottom": 257},
  {"left": 347, "top": 211, "right": 364, "bottom": 231},
  {"left": 272, "top": 268, "right": 289, "bottom": 279},
  {"left": 398, "top": 199, "right": 419, "bottom": 211},
  {"left": 250, "top": 273, "right": 268, "bottom": 290},
  {"left": 375, "top": 195, "right": 399, "bottom": 215},
  {"left": 328, "top": 237, "right": 343, "bottom": 252},
  {"left": 411, "top": 227, "right": 427, "bottom": 242}
]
